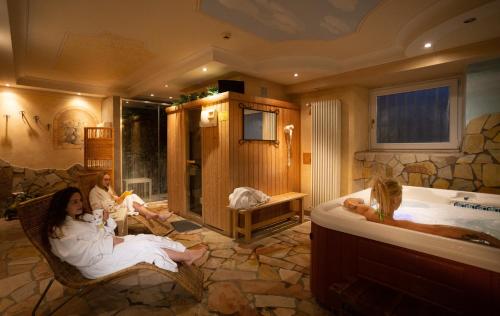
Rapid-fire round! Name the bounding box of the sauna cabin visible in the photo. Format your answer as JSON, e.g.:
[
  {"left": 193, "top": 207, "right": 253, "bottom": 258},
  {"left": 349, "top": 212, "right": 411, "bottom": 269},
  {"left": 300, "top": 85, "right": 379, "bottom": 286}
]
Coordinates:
[{"left": 166, "top": 92, "right": 301, "bottom": 235}]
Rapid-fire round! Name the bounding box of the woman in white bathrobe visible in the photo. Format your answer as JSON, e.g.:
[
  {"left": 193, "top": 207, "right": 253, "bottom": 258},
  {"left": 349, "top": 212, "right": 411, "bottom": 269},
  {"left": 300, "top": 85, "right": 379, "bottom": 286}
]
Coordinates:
[
  {"left": 89, "top": 172, "right": 171, "bottom": 220},
  {"left": 47, "top": 187, "right": 206, "bottom": 279}
]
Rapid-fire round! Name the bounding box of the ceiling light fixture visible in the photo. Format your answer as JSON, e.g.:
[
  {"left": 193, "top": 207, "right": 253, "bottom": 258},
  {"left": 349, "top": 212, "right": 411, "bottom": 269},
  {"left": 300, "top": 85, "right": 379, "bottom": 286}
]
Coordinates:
[
  {"left": 164, "top": 84, "right": 169, "bottom": 88},
  {"left": 424, "top": 42, "right": 432, "bottom": 48},
  {"left": 202, "top": 67, "right": 208, "bottom": 72},
  {"left": 150, "top": 93, "right": 154, "bottom": 97},
  {"left": 77, "top": 92, "right": 81, "bottom": 96},
  {"left": 169, "top": 96, "right": 173, "bottom": 99},
  {"left": 294, "top": 73, "right": 299, "bottom": 77},
  {"left": 5, "top": 84, "right": 10, "bottom": 87}
]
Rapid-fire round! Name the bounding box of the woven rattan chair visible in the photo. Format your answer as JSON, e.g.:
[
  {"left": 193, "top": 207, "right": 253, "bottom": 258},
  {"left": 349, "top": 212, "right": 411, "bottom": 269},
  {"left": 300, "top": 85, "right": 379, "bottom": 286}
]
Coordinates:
[
  {"left": 77, "top": 172, "right": 174, "bottom": 236},
  {"left": 17, "top": 194, "right": 203, "bottom": 315}
]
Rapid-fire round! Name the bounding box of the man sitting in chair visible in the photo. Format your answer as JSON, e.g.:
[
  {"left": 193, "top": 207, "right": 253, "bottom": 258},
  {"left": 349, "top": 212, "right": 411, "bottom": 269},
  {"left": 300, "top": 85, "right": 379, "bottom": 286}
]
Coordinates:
[{"left": 89, "top": 172, "right": 171, "bottom": 221}]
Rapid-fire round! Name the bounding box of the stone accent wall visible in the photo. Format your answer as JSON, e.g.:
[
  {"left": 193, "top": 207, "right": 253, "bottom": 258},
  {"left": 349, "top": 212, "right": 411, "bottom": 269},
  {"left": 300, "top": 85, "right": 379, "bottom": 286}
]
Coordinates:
[
  {"left": 0, "top": 159, "right": 84, "bottom": 210},
  {"left": 352, "top": 113, "right": 500, "bottom": 194}
]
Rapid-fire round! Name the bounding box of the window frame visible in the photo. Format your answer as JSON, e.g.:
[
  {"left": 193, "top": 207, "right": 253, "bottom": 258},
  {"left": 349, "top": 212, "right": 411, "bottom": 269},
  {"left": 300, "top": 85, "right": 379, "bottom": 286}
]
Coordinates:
[{"left": 369, "top": 78, "right": 463, "bottom": 151}]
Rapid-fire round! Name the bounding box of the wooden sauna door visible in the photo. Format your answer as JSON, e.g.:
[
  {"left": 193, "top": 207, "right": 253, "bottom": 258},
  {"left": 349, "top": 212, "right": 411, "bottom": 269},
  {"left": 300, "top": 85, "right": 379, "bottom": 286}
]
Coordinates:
[{"left": 187, "top": 109, "right": 202, "bottom": 217}]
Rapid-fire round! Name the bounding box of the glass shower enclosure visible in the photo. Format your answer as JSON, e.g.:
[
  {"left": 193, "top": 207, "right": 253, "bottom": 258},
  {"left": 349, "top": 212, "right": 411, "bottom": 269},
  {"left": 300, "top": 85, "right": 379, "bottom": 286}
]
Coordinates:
[{"left": 121, "top": 100, "right": 167, "bottom": 202}]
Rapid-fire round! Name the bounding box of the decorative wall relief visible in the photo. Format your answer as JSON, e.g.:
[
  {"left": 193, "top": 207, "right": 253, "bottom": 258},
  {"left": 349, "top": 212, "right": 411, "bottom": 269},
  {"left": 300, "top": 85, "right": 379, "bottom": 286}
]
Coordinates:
[{"left": 53, "top": 108, "right": 97, "bottom": 149}]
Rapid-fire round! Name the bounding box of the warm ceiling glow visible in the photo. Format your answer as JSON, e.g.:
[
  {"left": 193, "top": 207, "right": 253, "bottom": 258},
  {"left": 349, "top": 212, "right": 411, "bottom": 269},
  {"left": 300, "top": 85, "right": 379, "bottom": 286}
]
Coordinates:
[
  {"left": 294, "top": 73, "right": 299, "bottom": 77},
  {"left": 1, "top": 91, "right": 19, "bottom": 116},
  {"left": 202, "top": 67, "right": 208, "bottom": 72},
  {"left": 71, "top": 98, "right": 91, "bottom": 109},
  {"left": 164, "top": 84, "right": 169, "bottom": 88},
  {"left": 169, "top": 96, "right": 173, "bottom": 99},
  {"left": 5, "top": 84, "right": 10, "bottom": 87},
  {"left": 150, "top": 93, "right": 154, "bottom": 97},
  {"left": 424, "top": 42, "right": 432, "bottom": 48},
  {"left": 77, "top": 92, "right": 81, "bottom": 95}
]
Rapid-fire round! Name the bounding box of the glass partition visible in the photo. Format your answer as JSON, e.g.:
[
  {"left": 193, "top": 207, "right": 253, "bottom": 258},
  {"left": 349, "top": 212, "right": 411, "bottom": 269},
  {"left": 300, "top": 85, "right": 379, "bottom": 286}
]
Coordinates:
[{"left": 121, "top": 100, "right": 167, "bottom": 202}]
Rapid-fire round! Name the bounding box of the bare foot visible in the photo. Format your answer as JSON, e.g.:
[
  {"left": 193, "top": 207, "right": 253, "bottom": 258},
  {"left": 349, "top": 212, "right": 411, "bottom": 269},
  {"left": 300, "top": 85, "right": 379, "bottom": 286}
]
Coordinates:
[
  {"left": 138, "top": 206, "right": 163, "bottom": 220},
  {"left": 185, "top": 246, "right": 207, "bottom": 265},
  {"left": 157, "top": 210, "right": 173, "bottom": 221}
]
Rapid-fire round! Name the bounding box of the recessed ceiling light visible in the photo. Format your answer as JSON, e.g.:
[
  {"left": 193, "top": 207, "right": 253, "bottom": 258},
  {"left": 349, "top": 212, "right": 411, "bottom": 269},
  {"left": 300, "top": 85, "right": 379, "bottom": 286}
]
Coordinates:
[
  {"left": 77, "top": 92, "right": 81, "bottom": 96},
  {"left": 202, "top": 67, "right": 208, "bottom": 72},
  {"left": 294, "top": 73, "right": 299, "bottom": 77},
  {"left": 424, "top": 42, "right": 432, "bottom": 48},
  {"left": 150, "top": 93, "right": 154, "bottom": 97},
  {"left": 5, "top": 84, "right": 10, "bottom": 87},
  {"left": 126, "top": 101, "right": 129, "bottom": 104},
  {"left": 169, "top": 96, "right": 173, "bottom": 99},
  {"left": 164, "top": 84, "right": 169, "bottom": 88}
]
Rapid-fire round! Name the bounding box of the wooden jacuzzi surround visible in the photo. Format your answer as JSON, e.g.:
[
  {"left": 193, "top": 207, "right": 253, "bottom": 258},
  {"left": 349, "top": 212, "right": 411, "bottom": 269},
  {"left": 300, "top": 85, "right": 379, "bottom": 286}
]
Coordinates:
[{"left": 310, "top": 222, "right": 500, "bottom": 315}]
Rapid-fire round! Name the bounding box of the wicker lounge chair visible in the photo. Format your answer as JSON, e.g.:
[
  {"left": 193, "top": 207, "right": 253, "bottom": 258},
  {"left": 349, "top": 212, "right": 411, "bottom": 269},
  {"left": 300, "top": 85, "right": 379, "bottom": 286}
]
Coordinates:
[
  {"left": 77, "top": 172, "right": 174, "bottom": 236},
  {"left": 17, "top": 194, "right": 203, "bottom": 315}
]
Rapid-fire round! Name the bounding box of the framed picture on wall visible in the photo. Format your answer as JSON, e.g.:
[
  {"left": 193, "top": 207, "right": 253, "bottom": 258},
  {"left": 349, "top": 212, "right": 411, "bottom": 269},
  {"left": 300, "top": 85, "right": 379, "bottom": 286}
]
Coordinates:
[{"left": 53, "top": 108, "right": 97, "bottom": 149}]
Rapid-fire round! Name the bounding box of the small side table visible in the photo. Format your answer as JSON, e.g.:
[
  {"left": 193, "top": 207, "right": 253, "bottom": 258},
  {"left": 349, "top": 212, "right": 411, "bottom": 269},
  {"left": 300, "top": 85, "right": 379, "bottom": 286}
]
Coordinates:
[{"left": 123, "top": 177, "right": 152, "bottom": 201}]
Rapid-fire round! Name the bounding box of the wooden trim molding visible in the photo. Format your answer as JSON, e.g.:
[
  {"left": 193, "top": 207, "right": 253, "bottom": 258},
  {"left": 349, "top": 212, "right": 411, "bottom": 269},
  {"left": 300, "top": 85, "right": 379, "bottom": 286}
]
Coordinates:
[{"left": 166, "top": 92, "right": 299, "bottom": 114}]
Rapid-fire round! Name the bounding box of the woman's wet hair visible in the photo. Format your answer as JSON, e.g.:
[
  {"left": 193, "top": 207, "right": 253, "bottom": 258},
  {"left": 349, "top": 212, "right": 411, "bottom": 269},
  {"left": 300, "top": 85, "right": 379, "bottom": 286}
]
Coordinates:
[
  {"left": 370, "top": 178, "right": 402, "bottom": 220},
  {"left": 45, "top": 187, "right": 82, "bottom": 240}
]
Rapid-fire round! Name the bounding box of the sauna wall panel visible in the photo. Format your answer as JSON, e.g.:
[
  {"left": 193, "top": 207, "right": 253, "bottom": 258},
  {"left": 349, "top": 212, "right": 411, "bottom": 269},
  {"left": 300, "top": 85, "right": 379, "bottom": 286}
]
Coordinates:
[
  {"left": 167, "top": 110, "right": 187, "bottom": 215},
  {"left": 228, "top": 100, "right": 300, "bottom": 195},
  {"left": 201, "top": 101, "right": 231, "bottom": 231}
]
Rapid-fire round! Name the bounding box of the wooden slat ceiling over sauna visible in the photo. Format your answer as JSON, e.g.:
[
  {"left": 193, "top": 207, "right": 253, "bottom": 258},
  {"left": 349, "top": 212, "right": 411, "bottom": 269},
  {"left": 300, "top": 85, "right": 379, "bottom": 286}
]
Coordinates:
[{"left": 166, "top": 92, "right": 300, "bottom": 234}]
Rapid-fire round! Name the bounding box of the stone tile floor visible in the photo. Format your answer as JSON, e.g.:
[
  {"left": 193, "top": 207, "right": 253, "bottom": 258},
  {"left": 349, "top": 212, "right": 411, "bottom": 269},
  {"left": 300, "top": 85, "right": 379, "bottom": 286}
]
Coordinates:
[{"left": 0, "top": 215, "right": 332, "bottom": 315}]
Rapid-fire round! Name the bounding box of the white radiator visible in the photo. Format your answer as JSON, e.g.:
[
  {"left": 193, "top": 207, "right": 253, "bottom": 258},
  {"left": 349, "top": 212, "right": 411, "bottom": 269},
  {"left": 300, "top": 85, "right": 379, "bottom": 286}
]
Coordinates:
[{"left": 311, "top": 99, "right": 341, "bottom": 207}]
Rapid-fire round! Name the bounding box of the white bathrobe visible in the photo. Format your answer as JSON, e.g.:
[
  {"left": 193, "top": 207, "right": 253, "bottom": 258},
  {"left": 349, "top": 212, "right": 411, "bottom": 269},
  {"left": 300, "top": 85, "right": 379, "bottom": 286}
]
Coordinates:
[
  {"left": 89, "top": 185, "right": 145, "bottom": 216},
  {"left": 49, "top": 216, "right": 186, "bottom": 278}
]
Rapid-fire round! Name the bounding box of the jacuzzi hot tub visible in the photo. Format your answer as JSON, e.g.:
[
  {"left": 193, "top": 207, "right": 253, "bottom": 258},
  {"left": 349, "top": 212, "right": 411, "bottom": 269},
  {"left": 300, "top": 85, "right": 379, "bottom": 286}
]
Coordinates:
[{"left": 310, "top": 186, "right": 500, "bottom": 314}]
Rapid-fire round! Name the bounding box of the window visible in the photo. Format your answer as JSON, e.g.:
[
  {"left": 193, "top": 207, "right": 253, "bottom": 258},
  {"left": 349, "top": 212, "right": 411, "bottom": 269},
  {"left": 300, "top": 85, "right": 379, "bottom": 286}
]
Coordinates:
[{"left": 370, "top": 79, "right": 461, "bottom": 150}]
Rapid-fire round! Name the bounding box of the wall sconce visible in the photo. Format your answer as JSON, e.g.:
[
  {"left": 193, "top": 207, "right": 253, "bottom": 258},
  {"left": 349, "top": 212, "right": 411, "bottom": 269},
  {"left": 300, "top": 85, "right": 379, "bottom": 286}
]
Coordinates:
[
  {"left": 200, "top": 107, "right": 218, "bottom": 127},
  {"left": 305, "top": 103, "right": 311, "bottom": 115}
]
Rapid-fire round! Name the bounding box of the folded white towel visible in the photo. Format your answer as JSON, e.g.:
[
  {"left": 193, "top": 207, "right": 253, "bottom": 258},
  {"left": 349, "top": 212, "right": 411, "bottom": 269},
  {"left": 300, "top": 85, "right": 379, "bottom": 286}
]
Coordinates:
[{"left": 229, "top": 187, "right": 270, "bottom": 209}]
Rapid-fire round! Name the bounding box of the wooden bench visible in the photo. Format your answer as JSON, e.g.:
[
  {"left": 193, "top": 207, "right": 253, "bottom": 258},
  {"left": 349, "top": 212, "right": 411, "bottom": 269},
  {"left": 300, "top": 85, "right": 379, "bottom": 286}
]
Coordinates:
[{"left": 228, "top": 192, "right": 307, "bottom": 242}]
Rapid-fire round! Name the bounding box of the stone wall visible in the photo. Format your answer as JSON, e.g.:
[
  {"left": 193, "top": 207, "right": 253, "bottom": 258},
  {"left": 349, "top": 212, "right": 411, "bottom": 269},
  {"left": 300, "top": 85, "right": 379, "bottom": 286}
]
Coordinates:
[
  {"left": 352, "top": 113, "right": 500, "bottom": 194},
  {"left": 0, "top": 158, "right": 84, "bottom": 211}
]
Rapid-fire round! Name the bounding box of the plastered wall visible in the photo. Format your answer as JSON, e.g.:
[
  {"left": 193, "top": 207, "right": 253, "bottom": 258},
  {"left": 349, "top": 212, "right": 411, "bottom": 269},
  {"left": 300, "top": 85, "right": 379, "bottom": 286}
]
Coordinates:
[{"left": 0, "top": 87, "right": 102, "bottom": 169}]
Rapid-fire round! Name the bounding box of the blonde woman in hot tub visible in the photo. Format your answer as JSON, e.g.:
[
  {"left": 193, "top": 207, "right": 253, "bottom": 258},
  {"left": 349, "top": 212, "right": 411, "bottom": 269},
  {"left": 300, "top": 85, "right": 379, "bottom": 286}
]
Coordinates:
[{"left": 343, "top": 178, "right": 500, "bottom": 248}]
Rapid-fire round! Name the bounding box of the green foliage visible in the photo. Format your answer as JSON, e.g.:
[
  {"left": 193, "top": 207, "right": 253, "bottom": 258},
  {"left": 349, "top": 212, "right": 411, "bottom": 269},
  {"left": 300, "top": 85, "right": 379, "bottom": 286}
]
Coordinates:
[
  {"left": 170, "top": 87, "right": 219, "bottom": 107},
  {"left": 2, "top": 192, "right": 39, "bottom": 220},
  {"left": 207, "top": 87, "right": 219, "bottom": 96}
]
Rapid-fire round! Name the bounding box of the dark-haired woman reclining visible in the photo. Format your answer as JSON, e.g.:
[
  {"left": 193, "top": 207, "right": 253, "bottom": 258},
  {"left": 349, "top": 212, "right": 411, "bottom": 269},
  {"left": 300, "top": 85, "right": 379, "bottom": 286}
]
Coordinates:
[{"left": 47, "top": 187, "right": 206, "bottom": 278}]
